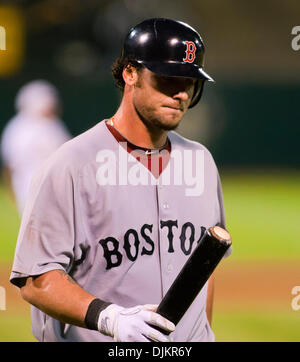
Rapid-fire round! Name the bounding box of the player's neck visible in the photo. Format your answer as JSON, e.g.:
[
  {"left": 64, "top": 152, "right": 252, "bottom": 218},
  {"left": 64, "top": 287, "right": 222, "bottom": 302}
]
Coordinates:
[{"left": 112, "top": 102, "right": 168, "bottom": 150}]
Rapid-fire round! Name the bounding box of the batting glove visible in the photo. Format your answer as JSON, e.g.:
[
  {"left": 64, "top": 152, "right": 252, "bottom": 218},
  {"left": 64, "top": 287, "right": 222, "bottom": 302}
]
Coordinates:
[{"left": 97, "top": 303, "right": 175, "bottom": 342}]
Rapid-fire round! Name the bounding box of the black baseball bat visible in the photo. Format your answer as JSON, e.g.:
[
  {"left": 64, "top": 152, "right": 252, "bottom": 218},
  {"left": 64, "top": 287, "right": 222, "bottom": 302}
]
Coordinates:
[{"left": 155, "top": 225, "right": 232, "bottom": 334}]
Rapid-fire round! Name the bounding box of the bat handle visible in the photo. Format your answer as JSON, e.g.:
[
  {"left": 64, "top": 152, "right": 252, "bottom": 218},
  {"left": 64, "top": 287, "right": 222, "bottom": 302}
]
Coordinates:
[
  {"left": 150, "top": 324, "right": 172, "bottom": 338},
  {"left": 151, "top": 308, "right": 175, "bottom": 337},
  {"left": 154, "top": 324, "right": 172, "bottom": 335}
]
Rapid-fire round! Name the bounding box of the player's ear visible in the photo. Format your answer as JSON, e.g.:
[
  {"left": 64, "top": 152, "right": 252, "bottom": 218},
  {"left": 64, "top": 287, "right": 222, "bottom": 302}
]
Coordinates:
[{"left": 122, "top": 64, "right": 139, "bottom": 87}]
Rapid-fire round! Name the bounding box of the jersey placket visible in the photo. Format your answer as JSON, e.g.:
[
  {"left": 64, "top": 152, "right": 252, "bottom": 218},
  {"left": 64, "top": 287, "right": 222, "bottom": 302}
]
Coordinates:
[{"left": 156, "top": 182, "right": 176, "bottom": 297}]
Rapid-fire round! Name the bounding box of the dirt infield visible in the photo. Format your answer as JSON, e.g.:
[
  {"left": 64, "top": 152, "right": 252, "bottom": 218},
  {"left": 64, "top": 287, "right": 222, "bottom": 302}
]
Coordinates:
[{"left": 213, "top": 259, "right": 300, "bottom": 311}]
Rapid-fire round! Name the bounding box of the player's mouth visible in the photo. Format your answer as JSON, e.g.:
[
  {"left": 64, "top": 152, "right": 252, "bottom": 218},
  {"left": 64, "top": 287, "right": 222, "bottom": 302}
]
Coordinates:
[{"left": 162, "top": 104, "right": 184, "bottom": 112}]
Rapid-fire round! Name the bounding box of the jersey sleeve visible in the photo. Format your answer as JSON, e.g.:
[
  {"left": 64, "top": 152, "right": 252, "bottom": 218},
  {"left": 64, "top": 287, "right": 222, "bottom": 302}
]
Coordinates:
[{"left": 10, "top": 150, "right": 83, "bottom": 287}]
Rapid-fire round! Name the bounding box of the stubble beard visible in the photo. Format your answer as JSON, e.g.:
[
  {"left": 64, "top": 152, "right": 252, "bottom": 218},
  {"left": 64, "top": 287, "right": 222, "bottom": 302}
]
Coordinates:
[{"left": 134, "top": 103, "right": 182, "bottom": 132}]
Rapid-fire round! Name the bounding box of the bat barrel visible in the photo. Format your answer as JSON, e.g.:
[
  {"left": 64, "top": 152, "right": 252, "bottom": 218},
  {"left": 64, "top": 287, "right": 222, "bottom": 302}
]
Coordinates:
[{"left": 156, "top": 226, "right": 231, "bottom": 330}]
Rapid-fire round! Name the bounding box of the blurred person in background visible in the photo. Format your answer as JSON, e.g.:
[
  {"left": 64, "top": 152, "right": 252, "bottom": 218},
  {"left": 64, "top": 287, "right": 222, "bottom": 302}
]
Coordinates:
[{"left": 0, "top": 80, "right": 71, "bottom": 215}]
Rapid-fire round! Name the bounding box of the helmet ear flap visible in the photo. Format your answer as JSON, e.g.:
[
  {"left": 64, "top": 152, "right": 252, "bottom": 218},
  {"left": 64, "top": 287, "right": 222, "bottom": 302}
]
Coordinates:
[{"left": 188, "top": 80, "right": 204, "bottom": 108}]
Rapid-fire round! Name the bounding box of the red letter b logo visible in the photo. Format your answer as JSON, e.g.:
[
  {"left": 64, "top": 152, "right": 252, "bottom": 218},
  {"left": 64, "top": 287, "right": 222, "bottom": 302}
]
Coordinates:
[{"left": 183, "top": 41, "right": 196, "bottom": 63}]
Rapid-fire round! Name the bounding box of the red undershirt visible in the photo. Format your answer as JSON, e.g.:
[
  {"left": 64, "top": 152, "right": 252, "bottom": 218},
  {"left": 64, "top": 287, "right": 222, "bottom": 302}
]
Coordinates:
[{"left": 105, "top": 120, "right": 171, "bottom": 178}]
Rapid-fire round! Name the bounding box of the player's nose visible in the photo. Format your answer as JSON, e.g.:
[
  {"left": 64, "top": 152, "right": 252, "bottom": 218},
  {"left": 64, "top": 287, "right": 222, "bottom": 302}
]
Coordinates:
[{"left": 173, "top": 91, "right": 189, "bottom": 102}]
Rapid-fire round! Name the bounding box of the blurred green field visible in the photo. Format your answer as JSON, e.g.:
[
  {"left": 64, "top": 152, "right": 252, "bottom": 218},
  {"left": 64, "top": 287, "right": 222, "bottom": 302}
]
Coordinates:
[
  {"left": 221, "top": 169, "right": 300, "bottom": 260},
  {"left": 0, "top": 312, "right": 36, "bottom": 342},
  {"left": 214, "top": 309, "right": 300, "bottom": 342},
  {"left": 0, "top": 170, "right": 299, "bottom": 342},
  {"left": 0, "top": 185, "right": 20, "bottom": 262}
]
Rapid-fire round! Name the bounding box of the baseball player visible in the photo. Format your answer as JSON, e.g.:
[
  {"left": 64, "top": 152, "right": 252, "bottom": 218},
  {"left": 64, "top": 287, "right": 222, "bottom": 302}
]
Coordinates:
[
  {"left": 1, "top": 80, "right": 71, "bottom": 214},
  {"left": 10, "top": 18, "right": 231, "bottom": 342}
]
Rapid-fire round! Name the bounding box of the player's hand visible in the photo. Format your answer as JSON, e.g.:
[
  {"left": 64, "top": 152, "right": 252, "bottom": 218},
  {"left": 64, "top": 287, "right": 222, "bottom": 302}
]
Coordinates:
[{"left": 97, "top": 303, "right": 175, "bottom": 342}]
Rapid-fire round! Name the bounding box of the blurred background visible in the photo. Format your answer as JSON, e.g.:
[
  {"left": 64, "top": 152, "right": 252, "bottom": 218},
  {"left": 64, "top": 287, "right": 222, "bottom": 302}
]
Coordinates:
[{"left": 0, "top": 0, "right": 299, "bottom": 341}]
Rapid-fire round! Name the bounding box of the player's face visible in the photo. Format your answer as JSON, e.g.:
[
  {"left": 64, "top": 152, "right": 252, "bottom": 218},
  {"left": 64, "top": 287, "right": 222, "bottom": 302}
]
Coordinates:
[{"left": 132, "top": 67, "right": 196, "bottom": 131}]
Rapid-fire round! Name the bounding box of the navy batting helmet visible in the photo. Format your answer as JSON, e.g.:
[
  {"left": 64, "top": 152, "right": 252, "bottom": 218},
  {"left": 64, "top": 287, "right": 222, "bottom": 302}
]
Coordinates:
[{"left": 121, "top": 18, "right": 214, "bottom": 108}]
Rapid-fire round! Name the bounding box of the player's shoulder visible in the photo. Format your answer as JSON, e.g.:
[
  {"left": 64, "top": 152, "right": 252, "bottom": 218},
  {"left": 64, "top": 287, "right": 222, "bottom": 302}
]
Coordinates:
[
  {"left": 168, "top": 130, "right": 217, "bottom": 165},
  {"left": 37, "top": 120, "right": 110, "bottom": 172},
  {"left": 169, "top": 130, "right": 211, "bottom": 152}
]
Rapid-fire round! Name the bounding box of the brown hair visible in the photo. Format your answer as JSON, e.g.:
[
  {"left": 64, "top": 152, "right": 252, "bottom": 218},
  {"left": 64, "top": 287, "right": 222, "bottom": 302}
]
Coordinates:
[{"left": 111, "top": 56, "right": 144, "bottom": 92}]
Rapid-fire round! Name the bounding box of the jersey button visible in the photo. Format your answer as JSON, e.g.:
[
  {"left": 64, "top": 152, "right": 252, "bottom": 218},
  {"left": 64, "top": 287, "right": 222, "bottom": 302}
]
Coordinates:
[
  {"left": 167, "top": 264, "right": 173, "bottom": 272},
  {"left": 163, "top": 203, "right": 169, "bottom": 209}
]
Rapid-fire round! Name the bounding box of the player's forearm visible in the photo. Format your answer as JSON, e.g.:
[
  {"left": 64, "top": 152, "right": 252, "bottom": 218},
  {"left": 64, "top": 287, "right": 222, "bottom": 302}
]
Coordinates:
[
  {"left": 20, "top": 269, "right": 100, "bottom": 328},
  {"left": 20, "top": 270, "right": 175, "bottom": 342}
]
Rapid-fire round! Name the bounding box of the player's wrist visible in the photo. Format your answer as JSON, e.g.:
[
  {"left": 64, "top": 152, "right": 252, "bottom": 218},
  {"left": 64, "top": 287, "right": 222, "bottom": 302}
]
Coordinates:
[
  {"left": 84, "top": 298, "right": 112, "bottom": 331},
  {"left": 97, "top": 303, "right": 124, "bottom": 338}
]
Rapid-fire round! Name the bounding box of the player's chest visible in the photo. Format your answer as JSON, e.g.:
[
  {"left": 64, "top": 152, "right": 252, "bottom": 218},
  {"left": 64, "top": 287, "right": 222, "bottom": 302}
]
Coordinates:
[{"left": 80, "top": 181, "right": 219, "bottom": 259}]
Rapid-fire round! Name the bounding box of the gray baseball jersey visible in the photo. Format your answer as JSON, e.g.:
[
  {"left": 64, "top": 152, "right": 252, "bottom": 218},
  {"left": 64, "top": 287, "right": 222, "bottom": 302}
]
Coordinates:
[{"left": 10, "top": 119, "right": 231, "bottom": 342}]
